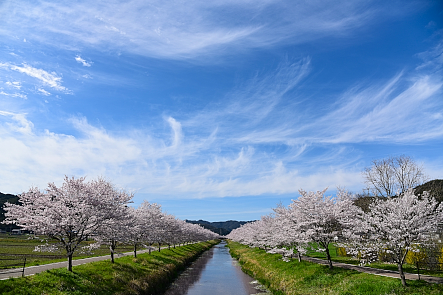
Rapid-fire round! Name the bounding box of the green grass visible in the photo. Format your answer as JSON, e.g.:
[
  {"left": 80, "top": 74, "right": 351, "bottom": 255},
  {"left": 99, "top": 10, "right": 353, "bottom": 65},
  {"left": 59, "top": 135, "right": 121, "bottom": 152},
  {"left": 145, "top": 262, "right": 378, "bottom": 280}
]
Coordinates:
[
  {"left": 304, "top": 243, "right": 443, "bottom": 278},
  {"left": 227, "top": 241, "right": 443, "bottom": 295},
  {"left": 0, "top": 239, "right": 219, "bottom": 295}
]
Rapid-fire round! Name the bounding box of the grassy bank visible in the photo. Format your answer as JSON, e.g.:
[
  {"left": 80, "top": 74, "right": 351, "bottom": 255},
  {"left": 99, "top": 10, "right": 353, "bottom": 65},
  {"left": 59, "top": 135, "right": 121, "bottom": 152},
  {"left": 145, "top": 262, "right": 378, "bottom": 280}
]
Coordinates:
[
  {"left": 0, "top": 240, "right": 219, "bottom": 295},
  {"left": 227, "top": 241, "right": 443, "bottom": 295}
]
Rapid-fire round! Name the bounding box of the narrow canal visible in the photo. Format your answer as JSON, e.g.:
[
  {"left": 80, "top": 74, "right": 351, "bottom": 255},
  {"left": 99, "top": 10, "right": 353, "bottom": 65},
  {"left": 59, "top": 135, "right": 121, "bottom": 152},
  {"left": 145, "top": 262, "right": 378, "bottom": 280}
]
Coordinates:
[{"left": 164, "top": 241, "right": 270, "bottom": 295}]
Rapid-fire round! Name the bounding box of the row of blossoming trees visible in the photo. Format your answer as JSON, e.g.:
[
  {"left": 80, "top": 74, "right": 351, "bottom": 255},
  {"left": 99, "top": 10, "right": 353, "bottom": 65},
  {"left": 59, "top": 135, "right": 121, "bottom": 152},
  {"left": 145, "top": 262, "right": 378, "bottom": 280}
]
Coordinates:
[
  {"left": 226, "top": 188, "right": 443, "bottom": 286},
  {"left": 2, "top": 176, "right": 219, "bottom": 272}
]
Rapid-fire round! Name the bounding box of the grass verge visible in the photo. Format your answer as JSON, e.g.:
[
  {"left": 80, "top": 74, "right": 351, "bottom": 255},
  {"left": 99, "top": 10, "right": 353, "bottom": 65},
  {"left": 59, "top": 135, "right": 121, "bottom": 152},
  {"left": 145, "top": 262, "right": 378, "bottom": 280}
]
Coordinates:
[
  {"left": 0, "top": 240, "right": 219, "bottom": 295},
  {"left": 227, "top": 241, "right": 443, "bottom": 295}
]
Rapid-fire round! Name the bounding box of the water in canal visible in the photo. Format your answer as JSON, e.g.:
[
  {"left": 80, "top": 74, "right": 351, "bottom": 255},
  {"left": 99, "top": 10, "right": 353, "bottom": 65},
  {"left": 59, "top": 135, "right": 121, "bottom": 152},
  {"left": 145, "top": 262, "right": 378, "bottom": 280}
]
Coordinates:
[{"left": 164, "top": 241, "right": 270, "bottom": 295}]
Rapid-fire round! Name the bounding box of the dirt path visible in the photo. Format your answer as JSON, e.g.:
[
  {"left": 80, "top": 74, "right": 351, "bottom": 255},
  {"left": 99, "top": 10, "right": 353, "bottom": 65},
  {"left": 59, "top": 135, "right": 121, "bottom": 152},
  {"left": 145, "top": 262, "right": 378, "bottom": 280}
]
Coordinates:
[
  {"left": 0, "top": 246, "right": 170, "bottom": 280},
  {"left": 302, "top": 256, "right": 443, "bottom": 284}
]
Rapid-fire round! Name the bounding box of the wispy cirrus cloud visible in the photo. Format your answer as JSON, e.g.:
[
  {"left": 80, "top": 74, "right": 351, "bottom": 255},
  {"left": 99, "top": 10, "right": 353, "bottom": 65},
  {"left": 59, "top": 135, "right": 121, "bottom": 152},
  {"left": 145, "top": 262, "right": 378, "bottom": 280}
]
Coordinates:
[
  {"left": 0, "top": 62, "right": 69, "bottom": 99},
  {"left": 0, "top": 0, "right": 419, "bottom": 60},
  {"left": 38, "top": 88, "right": 51, "bottom": 96},
  {"left": 5, "top": 81, "right": 21, "bottom": 90},
  {"left": 10, "top": 63, "right": 67, "bottom": 91},
  {"left": 75, "top": 55, "right": 92, "bottom": 67},
  {"left": 0, "top": 91, "right": 27, "bottom": 99},
  {"left": 416, "top": 36, "right": 443, "bottom": 72},
  {"left": 180, "top": 56, "right": 443, "bottom": 148}
]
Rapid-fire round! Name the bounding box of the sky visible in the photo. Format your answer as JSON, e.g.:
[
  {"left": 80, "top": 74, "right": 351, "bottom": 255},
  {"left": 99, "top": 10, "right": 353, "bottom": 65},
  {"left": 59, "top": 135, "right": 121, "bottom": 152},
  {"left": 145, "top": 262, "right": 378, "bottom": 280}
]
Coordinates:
[{"left": 0, "top": 0, "right": 442, "bottom": 222}]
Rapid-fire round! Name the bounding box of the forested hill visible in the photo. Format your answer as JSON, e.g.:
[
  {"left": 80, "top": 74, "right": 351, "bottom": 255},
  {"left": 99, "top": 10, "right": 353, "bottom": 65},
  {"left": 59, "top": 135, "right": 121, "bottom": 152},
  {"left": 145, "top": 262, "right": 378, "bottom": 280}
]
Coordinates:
[
  {"left": 0, "top": 192, "right": 19, "bottom": 231},
  {"left": 185, "top": 220, "right": 252, "bottom": 236},
  {"left": 414, "top": 179, "right": 443, "bottom": 202}
]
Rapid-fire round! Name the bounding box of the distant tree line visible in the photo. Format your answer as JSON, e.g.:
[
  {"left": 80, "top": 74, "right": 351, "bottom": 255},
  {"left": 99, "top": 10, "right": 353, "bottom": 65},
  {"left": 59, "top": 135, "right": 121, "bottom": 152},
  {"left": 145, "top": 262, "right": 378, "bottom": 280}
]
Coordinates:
[{"left": 185, "top": 220, "right": 252, "bottom": 235}]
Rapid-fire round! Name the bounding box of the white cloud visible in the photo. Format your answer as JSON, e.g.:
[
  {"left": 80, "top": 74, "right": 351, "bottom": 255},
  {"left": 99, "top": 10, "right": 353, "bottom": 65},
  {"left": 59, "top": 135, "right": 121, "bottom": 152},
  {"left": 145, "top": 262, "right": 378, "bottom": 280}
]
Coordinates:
[
  {"left": 0, "top": 114, "right": 141, "bottom": 193},
  {"left": 0, "top": 109, "right": 354, "bottom": 198},
  {"left": 7, "top": 63, "right": 68, "bottom": 92},
  {"left": 0, "top": 111, "right": 34, "bottom": 134},
  {"left": 0, "top": 0, "right": 418, "bottom": 60},
  {"left": 0, "top": 91, "right": 27, "bottom": 99},
  {"left": 317, "top": 74, "right": 443, "bottom": 143},
  {"left": 416, "top": 37, "right": 443, "bottom": 72},
  {"left": 38, "top": 88, "right": 51, "bottom": 96},
  {"left": 5, "top": 81, "right": 21, "bottom": 89},
  {"left": 75, "top": 55, "right": 92, "bottom": 67}
]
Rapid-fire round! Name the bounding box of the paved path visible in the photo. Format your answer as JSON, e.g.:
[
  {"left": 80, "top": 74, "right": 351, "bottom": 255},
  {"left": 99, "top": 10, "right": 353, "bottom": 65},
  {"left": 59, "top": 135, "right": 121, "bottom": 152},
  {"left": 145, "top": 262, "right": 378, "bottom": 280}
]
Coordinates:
[
  {"left": 302, "top": 256, "right": 443, "bottom": 284},
  {"left": 0, "top": 246, "right": 171, "bottom": 280}
]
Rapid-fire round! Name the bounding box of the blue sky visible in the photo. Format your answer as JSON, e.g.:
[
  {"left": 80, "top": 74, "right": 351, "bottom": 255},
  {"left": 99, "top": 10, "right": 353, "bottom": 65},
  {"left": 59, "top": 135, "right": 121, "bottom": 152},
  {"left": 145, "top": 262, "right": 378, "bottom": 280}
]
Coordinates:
[{"left": 1, "top": 0, "right": 442, "bottom": 221}]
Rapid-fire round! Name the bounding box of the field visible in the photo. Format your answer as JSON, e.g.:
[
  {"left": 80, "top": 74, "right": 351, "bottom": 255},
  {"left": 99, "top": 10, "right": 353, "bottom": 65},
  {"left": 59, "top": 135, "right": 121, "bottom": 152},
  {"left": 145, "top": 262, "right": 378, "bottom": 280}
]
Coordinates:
[
  {"left": 0, "top": 233, "right": 135, "bottom": 268},
  {"left": 227, "top": 241, "right": 443, "bottom": 295}
]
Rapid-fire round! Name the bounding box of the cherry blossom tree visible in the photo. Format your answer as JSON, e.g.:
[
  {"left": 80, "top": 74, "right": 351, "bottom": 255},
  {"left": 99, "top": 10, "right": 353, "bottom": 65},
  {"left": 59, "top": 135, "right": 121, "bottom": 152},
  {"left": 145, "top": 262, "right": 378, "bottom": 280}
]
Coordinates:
[
  {"left": 3, "top": 176, "right": 132, "bottom": 271},
  {"left": 289, "top": 188, "right": 362, "bottom": 269},
  {"left": 128, "top": 201, "right": 219, "bottom": 257},
  {"left": 89, "top": 178, "right": 134, "bottom": 263},
  {"left": 94, "top": 206, "right": 134, "bottom": 263},
  {"left": 99, "top": 218, "right": 133, "bottom": 263},
  {"left": 344, "top": 189, "right": 443, "bottom": 286},
  {"left": 138, "top": 201, "right": 166, "bottom": 253},
  {"left": 127, "top": 205, "right": 149, "bottom": 258},
  {"left": 179, "top": 221, "right": 219, "bottom": 245},
  {"left": 272, "top": 204, "right": 309, "bottom": 262}
]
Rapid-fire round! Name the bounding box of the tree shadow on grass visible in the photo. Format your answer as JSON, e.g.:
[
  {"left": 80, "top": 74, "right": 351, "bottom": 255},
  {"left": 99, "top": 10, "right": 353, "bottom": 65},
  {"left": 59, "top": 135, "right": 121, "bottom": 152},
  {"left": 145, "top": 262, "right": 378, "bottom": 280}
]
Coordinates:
[
  {"left": 302, "top": 265, "right": 360, "bottom": 287},
  {"left": 41, "top": 268, "right": 111, "bottom": 295}
]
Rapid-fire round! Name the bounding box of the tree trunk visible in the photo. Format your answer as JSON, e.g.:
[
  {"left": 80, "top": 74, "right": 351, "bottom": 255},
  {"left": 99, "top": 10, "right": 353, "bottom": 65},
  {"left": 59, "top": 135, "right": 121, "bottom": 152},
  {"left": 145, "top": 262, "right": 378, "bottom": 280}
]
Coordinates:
[
  {"left": 416, "top": 262, "right": 420, "bottom": 280},
  {"left": 325, "top": 247, "right": 333, "bottom": 269},
  {"left": 398, "top": 263, "right": 407, "bottom": 286},
  {"left": 110, "top": 242, "right": 116, "bottom": 263},
  {"left": 68, "top": 253, "right": 73, "bottom": 272},
  {"left": 298, "top": 252, "right": 302, "bottom": 262},
  {"left": 134, "top": 244, "right": 137, "bottom": 258},
  {"left": 158, "top": 244, "right": 161, "bottom": 252}
]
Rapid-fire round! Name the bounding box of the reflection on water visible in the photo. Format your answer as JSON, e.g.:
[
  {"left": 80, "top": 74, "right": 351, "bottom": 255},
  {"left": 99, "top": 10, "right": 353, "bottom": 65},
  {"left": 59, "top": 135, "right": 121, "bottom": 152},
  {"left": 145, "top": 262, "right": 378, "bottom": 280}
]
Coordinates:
[{"left": 164, "top": 241, "right": 270, "bottom": 295}]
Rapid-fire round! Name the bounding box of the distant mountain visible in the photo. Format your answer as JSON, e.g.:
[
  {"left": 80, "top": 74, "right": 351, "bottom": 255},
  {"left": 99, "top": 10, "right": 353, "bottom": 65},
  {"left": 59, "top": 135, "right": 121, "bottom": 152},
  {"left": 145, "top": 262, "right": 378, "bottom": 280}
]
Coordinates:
[
  {"left": 185, "top": 219, "right": 252, "bottom": 235},
  {"left": 0, "top": 192, "right": 20, "bottom": 231},
  {"left": 414, "top": 179, "right": 443, "bottom": 202}
]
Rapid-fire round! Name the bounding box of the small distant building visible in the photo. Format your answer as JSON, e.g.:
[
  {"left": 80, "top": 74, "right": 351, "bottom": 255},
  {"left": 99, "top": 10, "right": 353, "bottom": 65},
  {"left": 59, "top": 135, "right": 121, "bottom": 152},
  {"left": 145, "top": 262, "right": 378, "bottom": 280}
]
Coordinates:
[{"left": 11, "top": 229, "right": 22, "bottom": 235}]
